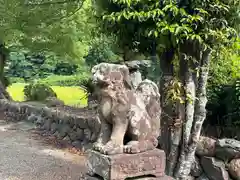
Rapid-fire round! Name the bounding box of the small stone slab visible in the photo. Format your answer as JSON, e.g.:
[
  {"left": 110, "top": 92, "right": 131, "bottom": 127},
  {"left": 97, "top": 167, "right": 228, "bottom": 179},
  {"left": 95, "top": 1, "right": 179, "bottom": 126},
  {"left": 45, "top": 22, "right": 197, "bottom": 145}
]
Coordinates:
[
  {"left": 200, "top": 156, "right": 229, "bottom": 180},
  {"left": 86, "top": 149, "right": 166, "bottom": 180}
]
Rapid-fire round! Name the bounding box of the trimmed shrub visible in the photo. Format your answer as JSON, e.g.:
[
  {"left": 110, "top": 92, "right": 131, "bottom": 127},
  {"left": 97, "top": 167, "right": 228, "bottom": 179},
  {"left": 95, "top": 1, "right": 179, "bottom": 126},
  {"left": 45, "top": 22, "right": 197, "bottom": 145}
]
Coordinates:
[{"left": 24, "top": 83, "right": 57, "bottom": 101}]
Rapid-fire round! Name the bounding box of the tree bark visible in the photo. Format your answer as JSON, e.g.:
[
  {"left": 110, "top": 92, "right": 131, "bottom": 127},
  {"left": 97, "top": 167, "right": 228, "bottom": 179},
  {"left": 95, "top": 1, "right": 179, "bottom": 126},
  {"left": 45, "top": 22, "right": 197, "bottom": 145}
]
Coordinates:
[
  {"left": 182, "top": 58, "right": 196, "bottom": 145},
  {"left": 174, "top": 52, "right": 196, "bottom": 179},
  {"left": 159, "top": 49, "right": 180, "bottom": 176},
  {"left": 164, "top": 42, "right": 197, "bottom": 176},
  {"left": 166, "top": 102, "right": 183, "bottom": 176},
  {"left": 149, "top": 40, "right": 161, "bottom": 84},
  {"left": 173, "top": 48, "right": 211, "bottom": 179},
  {"left": 0, "top": 44, "right": 12, "bottom": 100}
]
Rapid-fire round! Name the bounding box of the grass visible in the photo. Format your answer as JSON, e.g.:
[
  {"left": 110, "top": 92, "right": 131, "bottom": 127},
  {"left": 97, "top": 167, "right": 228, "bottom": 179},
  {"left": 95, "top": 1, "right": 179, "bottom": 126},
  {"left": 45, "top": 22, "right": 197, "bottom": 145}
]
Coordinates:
[{"left": 7, "top": 83, "right": 88, "bottom": 107}]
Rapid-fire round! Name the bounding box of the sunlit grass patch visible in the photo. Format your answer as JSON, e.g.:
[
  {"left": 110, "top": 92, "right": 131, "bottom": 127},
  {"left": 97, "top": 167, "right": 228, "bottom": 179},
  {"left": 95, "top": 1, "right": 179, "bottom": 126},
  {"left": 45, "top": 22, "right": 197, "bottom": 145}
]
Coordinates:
[
  {"left": 7, "top": 83, "right": 25, "bottom": 102},
  {"left": 7, "top": 83, "right": 87, "bottom": 107}
]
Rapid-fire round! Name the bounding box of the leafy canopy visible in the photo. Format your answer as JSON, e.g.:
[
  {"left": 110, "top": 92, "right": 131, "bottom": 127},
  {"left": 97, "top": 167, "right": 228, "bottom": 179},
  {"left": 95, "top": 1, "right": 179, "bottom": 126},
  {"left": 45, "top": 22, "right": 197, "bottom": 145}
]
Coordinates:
[{"left": 95, "top": 0, "right": 240, "bottom": 53}]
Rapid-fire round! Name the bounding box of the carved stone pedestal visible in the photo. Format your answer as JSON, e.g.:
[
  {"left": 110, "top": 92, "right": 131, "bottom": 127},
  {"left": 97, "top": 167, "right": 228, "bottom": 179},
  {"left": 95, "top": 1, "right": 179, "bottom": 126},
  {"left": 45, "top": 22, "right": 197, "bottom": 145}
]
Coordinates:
[{"left": 86, "top": 148, "right": 173, "bottom": 180}]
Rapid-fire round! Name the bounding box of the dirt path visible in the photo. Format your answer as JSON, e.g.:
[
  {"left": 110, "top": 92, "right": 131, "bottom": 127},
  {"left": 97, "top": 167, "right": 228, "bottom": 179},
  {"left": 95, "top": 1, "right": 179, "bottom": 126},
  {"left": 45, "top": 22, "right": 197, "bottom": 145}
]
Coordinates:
[{"left": 0, "top": 120, "right": 87, "bottom": 180}]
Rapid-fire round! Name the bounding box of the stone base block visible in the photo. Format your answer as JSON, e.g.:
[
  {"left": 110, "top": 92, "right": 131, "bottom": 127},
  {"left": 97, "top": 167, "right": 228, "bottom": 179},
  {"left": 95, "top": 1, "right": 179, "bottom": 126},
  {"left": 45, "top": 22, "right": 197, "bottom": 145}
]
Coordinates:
[
  {"left": 84, "top": 174, "right": 174, "bottom": 180},
  {"left": 86, "top": 148, "right": 166, "bottom": 180}
]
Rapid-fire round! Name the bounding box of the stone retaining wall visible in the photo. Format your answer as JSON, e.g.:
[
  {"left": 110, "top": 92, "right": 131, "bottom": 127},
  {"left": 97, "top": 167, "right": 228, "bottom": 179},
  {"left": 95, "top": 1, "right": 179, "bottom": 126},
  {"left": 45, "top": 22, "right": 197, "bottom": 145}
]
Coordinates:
[
  {"left": 0, "top": 100, "right": 100, "bottom": 149},
  {"left": 190, "top": 136, "right": 240, "bottom": 180}
]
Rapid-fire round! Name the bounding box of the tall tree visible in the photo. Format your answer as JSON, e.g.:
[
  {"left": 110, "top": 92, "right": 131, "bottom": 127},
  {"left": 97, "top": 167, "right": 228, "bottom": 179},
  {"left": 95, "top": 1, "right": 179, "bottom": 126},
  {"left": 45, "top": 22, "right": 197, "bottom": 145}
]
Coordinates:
[
  {"left": 0, "top": 0, "right": 94, "bottom": 59},
  {"left": 0, "top": 42, "right": 11, "bottom": 99},
  {"left": 94, "top": 0, "right": 240, "bottom": 178},
  {"left": 0, "top": 0, "right": 94, "bottom": 98}
]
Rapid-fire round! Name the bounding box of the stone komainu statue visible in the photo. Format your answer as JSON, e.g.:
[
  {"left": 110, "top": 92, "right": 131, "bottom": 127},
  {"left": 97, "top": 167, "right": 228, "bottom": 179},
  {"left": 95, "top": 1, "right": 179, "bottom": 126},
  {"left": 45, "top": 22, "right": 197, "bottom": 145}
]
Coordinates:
[{"left": 91, "top": 63, "right": 161, "bottom": 155}]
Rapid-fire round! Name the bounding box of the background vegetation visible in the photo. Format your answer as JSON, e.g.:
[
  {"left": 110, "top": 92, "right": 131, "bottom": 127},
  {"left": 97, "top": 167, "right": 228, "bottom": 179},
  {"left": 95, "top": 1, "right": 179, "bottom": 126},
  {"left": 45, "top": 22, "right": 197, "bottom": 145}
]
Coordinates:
[
  {"left": 2, "top": 0, "right": 239, "bottom": 125},
  {"left": 1, "top": 0, "right": 239, "bottom": 178}
]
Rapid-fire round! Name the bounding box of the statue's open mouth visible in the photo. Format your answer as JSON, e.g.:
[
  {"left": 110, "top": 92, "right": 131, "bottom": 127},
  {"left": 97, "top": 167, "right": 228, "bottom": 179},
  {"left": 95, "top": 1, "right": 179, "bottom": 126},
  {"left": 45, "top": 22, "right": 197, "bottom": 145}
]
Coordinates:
[{"left": 92, "top": 79, "right": 109, "bottom": 88}]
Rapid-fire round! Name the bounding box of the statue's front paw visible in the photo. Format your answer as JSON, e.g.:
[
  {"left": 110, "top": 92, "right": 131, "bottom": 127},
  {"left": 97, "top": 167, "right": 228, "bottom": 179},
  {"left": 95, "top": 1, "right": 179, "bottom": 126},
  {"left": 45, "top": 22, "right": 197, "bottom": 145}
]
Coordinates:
[
  {"left": 100, "top": 141, "right": 123, "bottom": 155},
  {"left": 93, "top": 142, "right": 103, "bottom": 152},
  {"left": 123, "top": 141, "right": 140, "bottom": 154}
]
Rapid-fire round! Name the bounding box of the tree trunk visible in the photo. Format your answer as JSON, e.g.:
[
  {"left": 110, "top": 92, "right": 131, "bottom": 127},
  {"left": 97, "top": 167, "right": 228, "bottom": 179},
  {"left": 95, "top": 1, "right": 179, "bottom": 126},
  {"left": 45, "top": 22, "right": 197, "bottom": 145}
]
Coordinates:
[
  {"left": 149, "top": 40, "right": 160, "bottom": 84},
  {"left": 159, "top": 49, "right": 180, "bottom": 176},
  {"left": 0, "top": 81, "right": 11, "bottom": 100},
  {"left": 173, "top": 51, "right": 196, "bottom": 178},
  {"left": 0, "top": 44, "right": 12, "bottom": 100},
  {"left": 166, "top": 102, "right": 183, "bottom": 176},
  {"left": 174, "top": 48, "right": 211, "bottom": 179}
]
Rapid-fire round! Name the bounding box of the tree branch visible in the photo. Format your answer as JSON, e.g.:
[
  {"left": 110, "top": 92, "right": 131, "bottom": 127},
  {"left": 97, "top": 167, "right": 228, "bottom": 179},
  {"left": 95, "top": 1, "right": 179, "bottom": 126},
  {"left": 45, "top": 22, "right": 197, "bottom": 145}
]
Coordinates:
[{"left": 44, "top": 0, "right": 84, "bottom": 26}]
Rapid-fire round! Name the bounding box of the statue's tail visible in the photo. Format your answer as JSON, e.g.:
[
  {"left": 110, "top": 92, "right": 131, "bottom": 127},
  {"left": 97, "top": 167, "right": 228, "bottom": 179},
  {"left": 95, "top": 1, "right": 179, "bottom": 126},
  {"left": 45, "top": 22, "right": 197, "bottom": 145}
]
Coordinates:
[
  {"left": 136, "top": 79, "right": 160, "bottom": 105},
  {"left": 136, "top": 79, "right": 161, "bottom": 136}
]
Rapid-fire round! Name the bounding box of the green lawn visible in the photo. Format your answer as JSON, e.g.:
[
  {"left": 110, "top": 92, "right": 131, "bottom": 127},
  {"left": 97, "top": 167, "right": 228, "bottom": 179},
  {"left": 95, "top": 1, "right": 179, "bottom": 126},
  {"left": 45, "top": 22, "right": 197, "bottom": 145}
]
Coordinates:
[{"left": 7, "top": 83, "right": 88, "bottom": 107}]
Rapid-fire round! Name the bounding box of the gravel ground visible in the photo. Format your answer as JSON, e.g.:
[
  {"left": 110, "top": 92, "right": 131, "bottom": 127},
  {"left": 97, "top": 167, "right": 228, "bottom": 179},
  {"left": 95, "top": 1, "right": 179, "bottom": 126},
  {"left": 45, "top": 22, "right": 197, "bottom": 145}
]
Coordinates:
[{"left": 0, "top": 120, "right": 87, "bottom": 180}]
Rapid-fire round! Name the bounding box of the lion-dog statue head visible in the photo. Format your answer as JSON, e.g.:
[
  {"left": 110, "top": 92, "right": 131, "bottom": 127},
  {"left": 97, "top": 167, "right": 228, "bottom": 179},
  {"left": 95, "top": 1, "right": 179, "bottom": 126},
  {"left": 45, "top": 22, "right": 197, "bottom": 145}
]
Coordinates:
[{"left": 92, "top": 62, "right": 132, "bottom": 89}]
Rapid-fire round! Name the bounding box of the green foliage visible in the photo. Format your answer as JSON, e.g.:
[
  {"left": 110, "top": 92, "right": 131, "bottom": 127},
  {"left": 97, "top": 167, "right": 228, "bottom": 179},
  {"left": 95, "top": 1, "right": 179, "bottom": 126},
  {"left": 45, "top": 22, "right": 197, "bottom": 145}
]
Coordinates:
[
  {"left": 6, "top": 52, "right": 51, "bottom": 80},
  {"left": 95, "top": 0, "right": 240, "bottom": 55},
  {"left": 39, "top": 73, "right": 90, "bottom": 86},
  {"left": 206, "top": 38, "right": 240, "bottom": 127},
  {"left": 54, "top": 62, "right": 78, "bottom": 75},
  {"left": 8, "top": 77, "right": 25, "bottom": 84},
  {"left": 206, "top": 80, "right": 240, "bottom": 127},
  {"left": 7, "top": 83, "right": 87, "bottom": 106},
  {"left": 208, "top": 39, "right": 240, "bottom": 100},
  {"left": 80, "top": 77, "right": 95, "bottom": 94},
  {"left": 84, "top": 34, "right": 121, "bottom": 67},
  {"left": 24, "top": 82, "right": 57, "bottom": 101},
  {"left": 94, "top": 1, "right": 240, "bottom": 120},
  {"left": 166, "top": 78, "right": 185, "bottom": 104},
  {"left": 0, "top": 0, "right": 97, "bottom": 62},
  {"left": 5, "top": 51, "right": 92, "bottom": 82}
]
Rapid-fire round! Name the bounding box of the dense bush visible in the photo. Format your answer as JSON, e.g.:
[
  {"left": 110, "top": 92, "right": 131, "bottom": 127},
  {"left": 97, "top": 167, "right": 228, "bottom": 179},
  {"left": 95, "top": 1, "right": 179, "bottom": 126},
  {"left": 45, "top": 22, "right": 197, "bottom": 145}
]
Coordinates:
[
  {"left": 6, "top": 52, "right": 84, "bottom": 81},
  {"left": 84, "top": 35, "right": 121, "bottom": 68},
  {"left": 6, "top": 52, "right": 52, "bottom": 81},
  {"left": 206, "top": 80, "right": 240, "bottom": 126},
  {"left": 24, "top": 83, "right": 57, "bottom": 101},
  {"left": 39, "top": 73, "right": 90, "bottom": 86},
  {"left": 54, "top": 62, "right": 78, "bottom": 75},
  {"left": 205, "top": 40, "right": 240, "bottom": 128}
]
